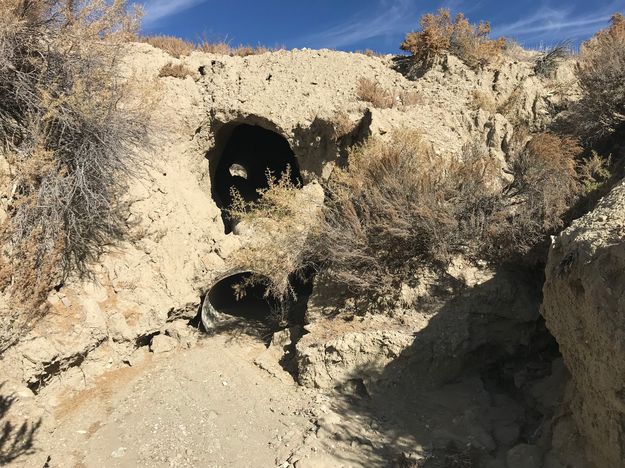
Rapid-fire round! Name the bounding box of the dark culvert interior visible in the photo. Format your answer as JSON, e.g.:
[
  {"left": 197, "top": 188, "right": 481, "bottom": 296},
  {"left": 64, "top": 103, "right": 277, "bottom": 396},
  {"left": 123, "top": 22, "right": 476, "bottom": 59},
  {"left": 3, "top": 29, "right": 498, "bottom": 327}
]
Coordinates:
[
  {"left": 202, "top": 272, "right": 313, "bottom": 341},
  {"left": 210, "top": 123, "right": 303, "bottom": 233}
]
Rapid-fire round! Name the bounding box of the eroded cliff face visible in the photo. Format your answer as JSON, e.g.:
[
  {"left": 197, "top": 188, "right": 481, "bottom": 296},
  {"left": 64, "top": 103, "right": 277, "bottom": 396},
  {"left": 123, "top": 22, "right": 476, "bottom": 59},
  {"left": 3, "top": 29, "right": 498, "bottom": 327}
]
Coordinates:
[
  {"left": 543, "top": 180, "right": 625, "bottom": 468},
  {"left": 0, "top": 43, "right": 569, "bottom": 390}
]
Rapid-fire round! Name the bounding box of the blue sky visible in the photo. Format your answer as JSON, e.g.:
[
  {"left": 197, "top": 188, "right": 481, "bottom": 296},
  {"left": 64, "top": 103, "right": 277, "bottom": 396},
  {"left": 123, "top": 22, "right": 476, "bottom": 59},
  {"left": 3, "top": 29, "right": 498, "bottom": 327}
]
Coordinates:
[{"left": 137, "top": 0, "right": 625, "bottom": 53}]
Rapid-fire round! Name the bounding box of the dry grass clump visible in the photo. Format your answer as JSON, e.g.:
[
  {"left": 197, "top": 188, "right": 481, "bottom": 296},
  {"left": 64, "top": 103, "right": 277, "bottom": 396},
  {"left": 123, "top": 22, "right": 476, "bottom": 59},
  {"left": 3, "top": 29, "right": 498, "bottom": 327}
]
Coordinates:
[
  {"left": 356, "top": 78, "right": 422, "bottom": 109},
  {"left": 198, "top": 42, "right": 278, "bottom": 57},
  {"left": 568, "top": 13, "right": 625, "bottom": 146},
  {"left": 355, "top": 49, "right": 385, "bottom": 58},
  {"left": 143, "top": 35, "right": 281, "bottom": 58},
  {"left": 356, "top": 78, "right": 395, "bottom": 108},
  {"left": 158, "top": 62, "right": 195, "bottom": 78},
  {"left": 470, "top": 90, "right": 498, "bottom": 114},
  {"left": 400, "top": 9, "right": 505, "bottom": 69},
  {"left": 0, "top": 0, "right": 150, "bottom": 352},
  {"left": 140, "top": 35, "right": 194, "bottom": 58}
]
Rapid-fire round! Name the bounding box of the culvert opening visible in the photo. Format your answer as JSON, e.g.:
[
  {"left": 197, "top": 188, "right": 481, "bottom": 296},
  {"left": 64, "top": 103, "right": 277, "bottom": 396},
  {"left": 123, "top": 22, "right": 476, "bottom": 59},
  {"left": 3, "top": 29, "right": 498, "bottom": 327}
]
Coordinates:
[
  {"left": 210, "top": 123, "right": 303, "bottom": 233},
  {"left": 201, "top": 271, "right": 313, "bottom": 342}
]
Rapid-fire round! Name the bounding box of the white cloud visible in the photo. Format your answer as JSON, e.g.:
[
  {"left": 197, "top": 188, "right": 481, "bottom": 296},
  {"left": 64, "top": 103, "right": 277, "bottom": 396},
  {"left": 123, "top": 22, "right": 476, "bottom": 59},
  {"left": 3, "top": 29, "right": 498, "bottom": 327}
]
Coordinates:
[
  {"left": 492, "top": 1, "right": 625, "bottom": 44},
  {"left": 140, "top": 0, "right": 208, "bottom": 26},
  {"left": 295, "top": 0, "right": 419, "bottom": 48}
]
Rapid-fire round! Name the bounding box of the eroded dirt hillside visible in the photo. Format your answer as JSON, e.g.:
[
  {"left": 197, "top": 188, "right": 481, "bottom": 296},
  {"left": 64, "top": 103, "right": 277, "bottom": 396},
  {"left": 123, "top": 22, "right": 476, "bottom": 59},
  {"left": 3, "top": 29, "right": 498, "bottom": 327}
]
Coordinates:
[{"left": 0, "top": 43, "right": 602, "bottom": 468}]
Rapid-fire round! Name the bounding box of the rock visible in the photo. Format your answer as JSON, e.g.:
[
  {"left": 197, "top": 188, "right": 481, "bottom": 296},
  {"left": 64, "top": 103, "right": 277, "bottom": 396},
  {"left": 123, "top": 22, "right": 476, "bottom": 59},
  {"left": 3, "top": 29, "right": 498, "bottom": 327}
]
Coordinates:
[
  {"left": 270, "top": 326, "right": 302, "bottom": 352},
  {"left": 124, "top": 347, "right": 147, "bottom": 367},
  {"left": 542, "top": 180, "right": 625, "bottom": 467},
  {"left": 506, "top": 444, "right": 543, "bottom": 468},
  {"left": 149, "top": 334, "right": 177, "bottom": 354},
  {"left": 111, "top": 447, "right": 127, "bottom": 458}
]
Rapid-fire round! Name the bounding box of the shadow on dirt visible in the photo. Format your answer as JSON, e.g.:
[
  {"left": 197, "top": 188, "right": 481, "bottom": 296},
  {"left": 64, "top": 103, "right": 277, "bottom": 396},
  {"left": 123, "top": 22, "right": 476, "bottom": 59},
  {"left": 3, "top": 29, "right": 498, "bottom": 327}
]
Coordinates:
[
  {"left": 0, "top": 382, "right": 42, "bottom": 465},
  {"left": 311, "top": 267, "right": 570, "bottom": 467}
]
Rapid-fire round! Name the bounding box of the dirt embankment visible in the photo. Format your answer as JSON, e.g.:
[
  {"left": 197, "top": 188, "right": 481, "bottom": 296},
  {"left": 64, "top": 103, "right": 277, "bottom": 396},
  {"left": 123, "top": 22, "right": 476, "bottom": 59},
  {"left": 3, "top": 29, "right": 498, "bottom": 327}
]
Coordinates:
[{"left": 0, "top": 43, "right": 608, "bottom": 468}]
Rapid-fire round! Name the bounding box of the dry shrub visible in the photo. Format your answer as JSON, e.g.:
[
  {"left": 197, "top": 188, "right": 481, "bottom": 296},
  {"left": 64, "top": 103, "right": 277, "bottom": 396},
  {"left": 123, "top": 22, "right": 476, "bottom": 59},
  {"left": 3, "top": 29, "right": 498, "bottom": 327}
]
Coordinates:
[
  {"left": 355, "top": 49, "right": 384, "bottom": 58},
  {"left": 158, "top": 62, "right": 194, "bottom": 79},
  {"left": 309, "top": 131, "right": 582, "bottom": 303},
  {"left": 231, "top": 130, "right": 583, "bottom": 308},
  {"left": 356, "top": 78, "right": 395, "bottom": 108},
  {"left": 308, "top": 131, "right": 502, "bottom": 302},
  {"left": 356, "top": 78, "right": 422, "bottom": 109},
  {"left": 226, "top": 167, "right": 320, "bottom": 308},
  {"left": 331, "top": 111, "right": 355, "bottom": 140},
  {"left": 401, "top": 9, "right": 505, "bottom": 69},
  {"left": 197, "top": 41, "right": 279, "bottom": 56},
  {"left": 569, "top": 13, "right": 625, "bottom": 145},
  {"left": 534, "top": 41, "right": 572, "bottom": 77},
  {"left": 0, "top": 0, "right": 150, "bottom": 352},
  {"left": 471, "top": 90, "right": 497, "bottom": 114},
  {"left": 495, "top": 133, "right": 582, "bottom": 255},
  {"left": 140, "top": 35, "right": 194, "bottom": 58}
]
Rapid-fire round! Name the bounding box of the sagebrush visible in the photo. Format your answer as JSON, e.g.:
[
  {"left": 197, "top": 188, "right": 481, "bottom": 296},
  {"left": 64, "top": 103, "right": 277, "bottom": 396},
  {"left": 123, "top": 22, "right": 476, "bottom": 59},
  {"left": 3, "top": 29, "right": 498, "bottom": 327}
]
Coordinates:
[
  {"left": 568, "top": 13, "right": 625, "bottom": 147},
  {"left": 238, "top": 130, "right": 584, "bottom": 307},
  {"left": 316, "top": 131, "right": 583, "bottom": 302},
  {"left": 401, "top": 9, "right": 505, "bottom": 69},
  {"left": 0, "top": 0, "right": 150, "bottom": 351}
]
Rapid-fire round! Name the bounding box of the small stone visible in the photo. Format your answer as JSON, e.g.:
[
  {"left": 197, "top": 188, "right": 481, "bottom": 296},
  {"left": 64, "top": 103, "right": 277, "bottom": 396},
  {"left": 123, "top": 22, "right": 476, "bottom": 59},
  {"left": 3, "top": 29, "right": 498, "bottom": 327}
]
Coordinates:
[
  {"left": 124, "top": 347, "right": 147, "bottom": 367},
  {"left": 149, "top": 334, "right": 177, "bottom": 354},
  {"left": 111, "top": 447, "right": 127, "bottom": 458}
]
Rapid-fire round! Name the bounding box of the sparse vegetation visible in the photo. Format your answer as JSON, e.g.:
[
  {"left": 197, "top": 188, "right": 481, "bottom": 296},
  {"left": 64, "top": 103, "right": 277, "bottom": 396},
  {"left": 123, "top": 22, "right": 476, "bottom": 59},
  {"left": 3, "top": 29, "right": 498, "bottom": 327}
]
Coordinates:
[
  {"left": 0, "top": 0, "right": 150, "bottom": 351},
  {"left": 140, "top": 35, "right": 195, "bottom": 58},
  {"left": 141, "top": 35, "right": 281, "bottom": 58},
  {"left": 236, "top": 130, "right": 584, "bottom": 306},
  {"left": 568, "top": 13, "right": 625, "bottom": 147},
  {"left": 356, "top": 78, "right": 422, "bottom": 109},
  {"left": 400, "top": 9, "right": 505, "bottom": 69},
  {"left": 470, "top": 90, "right": 498, "bottom": 114},
  {"left": 534, "top": 41, "right": 572, "bottom": 77},
  {"left": 226, "top": 167, "right": 317, "bottom": 306},
  {"left": 159, "top": 62, "right": 195, "bottom": 79}
]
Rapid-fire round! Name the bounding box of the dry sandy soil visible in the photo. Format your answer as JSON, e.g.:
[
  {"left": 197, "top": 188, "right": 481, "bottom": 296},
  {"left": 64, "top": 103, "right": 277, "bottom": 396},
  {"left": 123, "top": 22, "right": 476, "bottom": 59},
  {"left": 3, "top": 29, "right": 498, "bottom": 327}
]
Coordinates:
[{"left": 22, "top": 334, "right": 321, "bottom": 468}]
